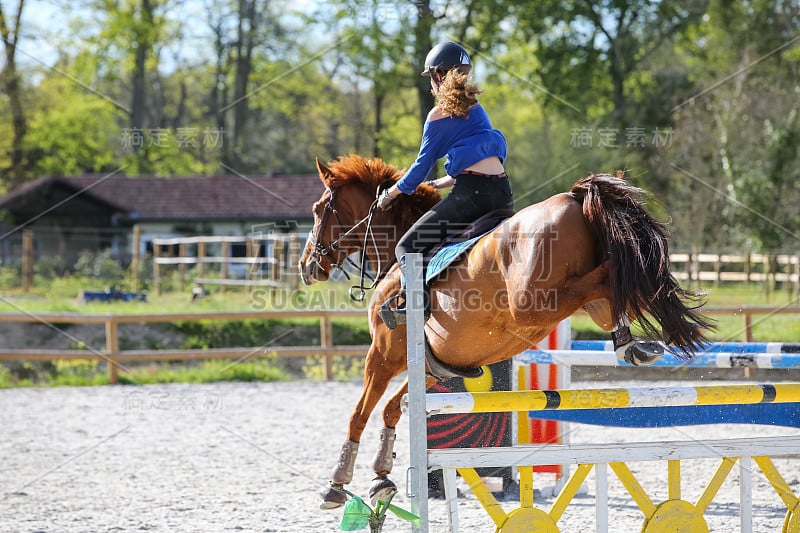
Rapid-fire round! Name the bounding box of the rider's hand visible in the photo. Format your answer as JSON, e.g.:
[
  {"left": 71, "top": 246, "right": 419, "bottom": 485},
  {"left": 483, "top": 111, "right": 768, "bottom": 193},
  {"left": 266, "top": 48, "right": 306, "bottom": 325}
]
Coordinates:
[{"left": 377, "top": 187, "right": 399, "bottom": 210}]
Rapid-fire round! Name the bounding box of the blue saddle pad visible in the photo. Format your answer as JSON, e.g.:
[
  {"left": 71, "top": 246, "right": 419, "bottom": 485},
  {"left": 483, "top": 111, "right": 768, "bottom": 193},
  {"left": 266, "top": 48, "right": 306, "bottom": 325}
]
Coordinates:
[{"left": 425, "top": 232, "right": 490, "bottom": 284}]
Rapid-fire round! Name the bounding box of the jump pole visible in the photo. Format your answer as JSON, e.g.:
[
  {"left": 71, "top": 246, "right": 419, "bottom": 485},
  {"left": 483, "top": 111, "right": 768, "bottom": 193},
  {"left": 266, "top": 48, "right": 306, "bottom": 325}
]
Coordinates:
[
  {"left": 425, "top": 383, "right": 800, "bottom": 416},
  {"left": 405, "top": 253, "right": 429, "bottom": 532},
  {"left": 519, "top": 347, "right": 800, "bottom": 368}
]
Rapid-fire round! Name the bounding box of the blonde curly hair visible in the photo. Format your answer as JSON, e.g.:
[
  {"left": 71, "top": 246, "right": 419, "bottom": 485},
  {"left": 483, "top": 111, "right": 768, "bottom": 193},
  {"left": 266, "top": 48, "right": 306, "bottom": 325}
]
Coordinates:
[{"left": 434, "top": 69, "right": 482, "bottom": 118}]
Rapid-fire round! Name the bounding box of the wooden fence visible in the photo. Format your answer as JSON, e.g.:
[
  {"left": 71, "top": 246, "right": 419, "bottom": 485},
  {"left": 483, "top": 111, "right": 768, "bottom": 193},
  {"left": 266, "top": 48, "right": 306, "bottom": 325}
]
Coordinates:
[
  {"left": 1, "top": 306, "right": 799, "bottom": 385},
  {"left": 671, "top": 249, "right": 800, "bottom": 296},
  {"left": 149, "top": 233, "right": 302, "bottom": 295},
  {"left": 0, "top": 310, "right": 369, "bottom": 383}
]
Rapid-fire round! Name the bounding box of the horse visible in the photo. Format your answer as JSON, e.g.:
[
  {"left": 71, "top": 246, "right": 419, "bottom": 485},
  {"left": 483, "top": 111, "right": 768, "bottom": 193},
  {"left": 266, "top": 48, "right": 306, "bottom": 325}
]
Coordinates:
[{"left": 297, "top": 154, "right": 712, "bottom": 509}]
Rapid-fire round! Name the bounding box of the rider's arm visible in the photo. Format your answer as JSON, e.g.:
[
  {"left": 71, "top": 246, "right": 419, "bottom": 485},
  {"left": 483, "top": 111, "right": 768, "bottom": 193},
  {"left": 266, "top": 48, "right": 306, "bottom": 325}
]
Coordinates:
[{"left": 394, "top": 112, "right": 451, "bottom": 196}]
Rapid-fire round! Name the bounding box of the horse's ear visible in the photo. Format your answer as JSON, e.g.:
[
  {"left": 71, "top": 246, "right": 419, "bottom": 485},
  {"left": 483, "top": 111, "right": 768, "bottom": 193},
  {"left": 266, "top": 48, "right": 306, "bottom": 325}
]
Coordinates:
[{"left": 315, "top": 158, "right": 334, "bottom": 186}]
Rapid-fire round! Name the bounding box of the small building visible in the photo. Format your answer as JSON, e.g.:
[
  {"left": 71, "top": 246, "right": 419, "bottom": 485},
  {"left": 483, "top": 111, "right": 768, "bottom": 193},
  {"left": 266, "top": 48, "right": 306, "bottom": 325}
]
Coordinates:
[{"left": 0, "top": 173, "right": 324, "bottom": 269}]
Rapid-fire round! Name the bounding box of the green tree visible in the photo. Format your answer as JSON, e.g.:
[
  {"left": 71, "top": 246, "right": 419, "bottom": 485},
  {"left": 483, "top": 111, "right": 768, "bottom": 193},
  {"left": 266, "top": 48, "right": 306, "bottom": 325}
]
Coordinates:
[
  {"left": 24, "top": 72, "right": 118, "bottom": 176},
  {"left": 204, "top": 0, "right": 288, "bottom": 172},
  {"left": 328, "top": 0, "right": 418, "bottom": 159},
  {"left": 666, "top": 0, "right": 800, "bottom": 250}
]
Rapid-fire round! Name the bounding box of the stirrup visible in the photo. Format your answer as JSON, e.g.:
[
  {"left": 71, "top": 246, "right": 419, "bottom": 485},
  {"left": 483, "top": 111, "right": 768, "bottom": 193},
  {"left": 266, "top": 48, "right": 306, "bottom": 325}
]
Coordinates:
[{"left": 378, "top": 294, "right": 406, "bottom": 330}]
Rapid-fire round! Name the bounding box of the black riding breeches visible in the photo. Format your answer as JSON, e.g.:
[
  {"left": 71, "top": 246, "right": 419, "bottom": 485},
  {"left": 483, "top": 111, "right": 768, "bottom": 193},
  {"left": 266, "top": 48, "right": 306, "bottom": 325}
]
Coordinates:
[{"left": 395, "top": 174, "right": 514, "bottom": 269}]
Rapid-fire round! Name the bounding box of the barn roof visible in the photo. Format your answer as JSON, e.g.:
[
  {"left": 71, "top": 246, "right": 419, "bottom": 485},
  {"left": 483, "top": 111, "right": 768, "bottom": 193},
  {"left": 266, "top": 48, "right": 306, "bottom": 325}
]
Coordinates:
[{"left": 0, "top": 173, "right": 325, "bottom": 223}]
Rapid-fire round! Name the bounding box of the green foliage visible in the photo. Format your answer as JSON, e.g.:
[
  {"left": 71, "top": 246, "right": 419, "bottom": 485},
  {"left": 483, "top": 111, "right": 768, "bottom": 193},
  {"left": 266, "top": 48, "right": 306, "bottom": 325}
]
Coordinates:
[
  {"left": 117, "top": 360, "right": 288, "bottom": 385},
  {"left": 49, "top": 360, "right": 108, "bottom": 387},
  {"left": 170, "top": 317, "right": 370, "bottom": 351},
  {"left": 24, "top": 75, "right": 119, "bottom": 176},
  {"left": 662, "top": 0, "right": 800, "bottom": 250},
  {"left": 0, "top": 365, "right": 12, "bottom": 388},
  {"left": 74, "top": 249, "right": 125, "bottom": 280},
  {"left": 0, "top": 267, "right": 20, "bottom": 289},
  {"left": 2, "top": 0, "right": 799, "bottom": 258},
  {"left": 0, "top": 359, "right": 288, "bottom": 387},
  {"left": 303, "top": 355, "right": 365, "bottom": 381}
]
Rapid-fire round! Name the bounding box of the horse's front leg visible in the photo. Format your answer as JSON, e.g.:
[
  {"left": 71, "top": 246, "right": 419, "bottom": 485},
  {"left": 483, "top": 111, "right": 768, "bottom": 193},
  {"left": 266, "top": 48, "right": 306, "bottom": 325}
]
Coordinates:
[{"left": 321, "top": 343, "right": 405, "bottom": 510}]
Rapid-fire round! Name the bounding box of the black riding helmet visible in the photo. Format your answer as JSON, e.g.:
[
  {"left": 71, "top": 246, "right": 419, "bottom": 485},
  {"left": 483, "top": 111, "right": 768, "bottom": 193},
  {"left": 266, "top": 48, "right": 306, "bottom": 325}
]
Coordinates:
[{"left": 421, "top": 42, "right": 471, "bottom": 78}]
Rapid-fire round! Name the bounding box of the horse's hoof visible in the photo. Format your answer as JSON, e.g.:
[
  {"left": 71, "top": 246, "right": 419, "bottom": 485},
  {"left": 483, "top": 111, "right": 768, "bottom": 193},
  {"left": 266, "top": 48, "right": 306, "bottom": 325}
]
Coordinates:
[
  {"left": 624, "top": 341, "right": 665, "bottom": 366},
  {"left": 369, "top": 476, "right": 398, "bottom": 506},
  {"left": 320, "top": 484, "right": 347, "bottom": 510}
]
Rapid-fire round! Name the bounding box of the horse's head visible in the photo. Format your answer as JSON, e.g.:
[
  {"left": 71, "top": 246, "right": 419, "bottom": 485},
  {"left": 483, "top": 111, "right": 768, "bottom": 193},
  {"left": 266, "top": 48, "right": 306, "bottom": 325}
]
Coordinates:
[
  {"left": 298, "top": 154, "right": 440, "bottom": 285},
  {"left": 298, "top": 155, "right": 398, "bottom": 285}
]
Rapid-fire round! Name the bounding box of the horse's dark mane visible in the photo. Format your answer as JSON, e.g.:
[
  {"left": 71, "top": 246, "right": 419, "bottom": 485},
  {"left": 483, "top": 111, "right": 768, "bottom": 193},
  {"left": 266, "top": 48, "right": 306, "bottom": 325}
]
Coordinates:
[
  {"left": 570, "top": 172, "right": 712, "bottom": 355},
  {"left": 325, "top": 154, "right": 441, "bottom": 215}
]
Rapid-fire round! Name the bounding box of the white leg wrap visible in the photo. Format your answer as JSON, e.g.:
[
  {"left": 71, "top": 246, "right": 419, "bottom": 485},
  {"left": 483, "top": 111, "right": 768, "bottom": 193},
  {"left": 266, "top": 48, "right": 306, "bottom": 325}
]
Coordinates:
[
  {"left": 330, "top": 440, "right": 359, "bottom": 485},
  {"left": 371, "top": 427, "right": 396, "bottom": 475}
]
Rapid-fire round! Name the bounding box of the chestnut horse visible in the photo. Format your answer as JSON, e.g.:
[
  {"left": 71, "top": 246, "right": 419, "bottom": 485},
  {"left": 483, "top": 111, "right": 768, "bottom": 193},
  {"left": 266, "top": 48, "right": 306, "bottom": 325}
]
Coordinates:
[{"left": 298, "top": 154, "right": 710, "bottom": 509}]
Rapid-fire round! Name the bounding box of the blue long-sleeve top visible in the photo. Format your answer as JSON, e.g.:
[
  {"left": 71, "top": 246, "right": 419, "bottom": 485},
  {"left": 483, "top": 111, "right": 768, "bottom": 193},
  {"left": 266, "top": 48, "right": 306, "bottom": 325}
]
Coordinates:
[{"left": 395, "top": 104, "right": 507, "bottom": 195}]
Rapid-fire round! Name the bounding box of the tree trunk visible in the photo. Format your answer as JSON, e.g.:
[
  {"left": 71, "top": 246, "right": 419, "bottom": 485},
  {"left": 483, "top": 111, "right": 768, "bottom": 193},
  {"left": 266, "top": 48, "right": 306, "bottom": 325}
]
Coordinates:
[
  {"left": 4, "top": 53, "right": 26, "bottom": 186},
  {"left": 130, "top": 0, "right": 154, "bottom": 173},
  {"left": 227, "top": 0, "right": 257, "bottom": 169},
  {"left": 208, "top": 11, "right": 229, "bottom": 167},
  {"left": 131, "top": 0, "right": 152, "bottom": 130},
  {"left": 373, "top": 92, "right": 383, "bottom": 158},
  {"left": 0, "top": 0, "right": 28, "bottom": 188},
  {"left": 413, "top": 1, "right": 435, "bottom": 128}
]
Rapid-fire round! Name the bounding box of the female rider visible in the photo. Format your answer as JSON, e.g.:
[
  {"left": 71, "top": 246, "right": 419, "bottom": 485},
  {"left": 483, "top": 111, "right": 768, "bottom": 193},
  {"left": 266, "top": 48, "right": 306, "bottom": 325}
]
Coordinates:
[{"left": 376, "top": 41, "right": 514, "bottom": 329}]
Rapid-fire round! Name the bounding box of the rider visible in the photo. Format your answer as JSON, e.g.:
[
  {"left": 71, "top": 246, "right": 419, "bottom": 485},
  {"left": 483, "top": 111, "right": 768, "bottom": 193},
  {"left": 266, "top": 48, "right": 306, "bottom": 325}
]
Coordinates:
[{"left": 376, "top": 41, "right": 514, "bottom": 329}]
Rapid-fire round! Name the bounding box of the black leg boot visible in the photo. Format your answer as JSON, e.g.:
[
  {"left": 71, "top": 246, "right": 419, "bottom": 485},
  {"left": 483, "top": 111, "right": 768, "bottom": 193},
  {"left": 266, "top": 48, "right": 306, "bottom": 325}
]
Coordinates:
[{"left": 378, "top": 291, "right": 406, "bottom": 330}]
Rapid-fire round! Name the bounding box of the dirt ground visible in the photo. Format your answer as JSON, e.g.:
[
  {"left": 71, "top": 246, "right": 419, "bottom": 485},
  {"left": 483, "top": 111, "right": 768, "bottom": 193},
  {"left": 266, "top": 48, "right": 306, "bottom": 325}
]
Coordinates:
[{"left": 1, "top": 379, "right": 799, "bottom": 533}]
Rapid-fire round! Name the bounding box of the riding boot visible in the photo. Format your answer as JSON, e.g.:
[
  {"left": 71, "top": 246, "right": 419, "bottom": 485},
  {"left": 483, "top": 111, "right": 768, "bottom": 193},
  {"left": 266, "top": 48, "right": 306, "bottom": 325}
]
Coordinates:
[
  {"left": 378, "top": 289, "right": 431, "bottom": 330},
  {"left": 378, "top": 291, "right": 407, "bottom": 330}
]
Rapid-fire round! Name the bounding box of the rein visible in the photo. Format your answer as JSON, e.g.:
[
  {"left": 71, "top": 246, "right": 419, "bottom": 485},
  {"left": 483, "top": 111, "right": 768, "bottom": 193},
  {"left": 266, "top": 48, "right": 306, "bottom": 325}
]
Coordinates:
[{"left": 308, "top": 186, "right": 389, "bottom": 301}]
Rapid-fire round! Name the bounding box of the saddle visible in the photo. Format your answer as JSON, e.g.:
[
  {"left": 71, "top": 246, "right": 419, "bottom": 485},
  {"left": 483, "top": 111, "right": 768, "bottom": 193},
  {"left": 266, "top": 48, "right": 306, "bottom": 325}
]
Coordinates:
[
  {"left": 420, "top": 209, "right": 514, "bottom": 380},
  {"left": 424, "top": 209, "right": 515, "bottom": 285}
]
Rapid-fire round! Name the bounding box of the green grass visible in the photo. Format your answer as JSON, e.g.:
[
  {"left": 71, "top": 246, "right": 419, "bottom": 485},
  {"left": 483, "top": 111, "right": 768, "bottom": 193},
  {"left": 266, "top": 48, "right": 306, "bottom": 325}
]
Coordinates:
[
  {"left": 0, "top": 359, "right": 288, "bottom": 388},
  {"left": 118, "top": 359, "right": 288, "bottom": 385},
  {"left": 0, "top": 275, "right": 370, "bottom": 315}
]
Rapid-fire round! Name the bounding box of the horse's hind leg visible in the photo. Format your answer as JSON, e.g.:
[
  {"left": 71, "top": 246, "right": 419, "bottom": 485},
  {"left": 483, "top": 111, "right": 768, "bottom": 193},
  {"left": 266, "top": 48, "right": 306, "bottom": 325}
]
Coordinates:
[
  {"left": 321, "top": 344, "right": 405, "bottom": 510},
  {"left": 368, "top": 374, "right": 438, "bottom": 504},
  {"left": 366, "top": 378, "right": 406, "bottom": 505},
  {"left": 584, "top": 297, "right": 664, "bottom": 365}
]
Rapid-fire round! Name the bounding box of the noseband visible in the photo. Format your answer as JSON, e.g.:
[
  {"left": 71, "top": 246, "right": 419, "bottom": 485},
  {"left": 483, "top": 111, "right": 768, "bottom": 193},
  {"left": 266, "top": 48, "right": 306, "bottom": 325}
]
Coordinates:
[
  {"left": 307, "top": 186, "right": 386, "bottom": 300},
  {"left": 308, "top": 187, "right": 349, "bottom": 268}
]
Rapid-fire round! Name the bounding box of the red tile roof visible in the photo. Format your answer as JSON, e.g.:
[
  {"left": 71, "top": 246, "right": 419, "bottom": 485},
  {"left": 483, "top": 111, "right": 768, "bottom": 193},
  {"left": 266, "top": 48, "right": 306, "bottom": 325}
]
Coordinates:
[{"left": 0, "top": 173, "right": 326, "bottom": 222}]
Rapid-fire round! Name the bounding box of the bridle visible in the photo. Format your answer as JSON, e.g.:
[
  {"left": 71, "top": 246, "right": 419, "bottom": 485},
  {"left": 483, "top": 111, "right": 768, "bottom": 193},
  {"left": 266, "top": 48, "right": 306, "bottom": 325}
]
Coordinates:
[{"left": 306, "top": 185, "right": 388, "bottom": 301}]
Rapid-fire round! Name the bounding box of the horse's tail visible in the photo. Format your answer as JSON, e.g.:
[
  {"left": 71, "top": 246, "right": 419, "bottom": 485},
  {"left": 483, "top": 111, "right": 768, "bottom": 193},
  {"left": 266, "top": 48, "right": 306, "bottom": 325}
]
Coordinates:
[{"left": 570, "top": 173, "right": 713, "bottom": 357}]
